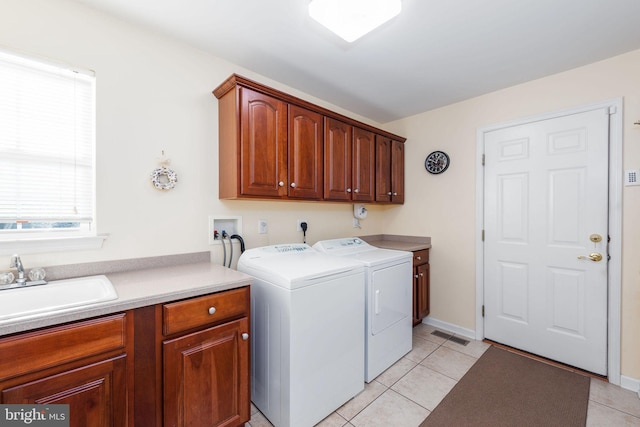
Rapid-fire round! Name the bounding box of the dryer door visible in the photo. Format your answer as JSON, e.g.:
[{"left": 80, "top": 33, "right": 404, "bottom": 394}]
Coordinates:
[{"left": 370, "top": 261, "right": 412, "bottom": 335}]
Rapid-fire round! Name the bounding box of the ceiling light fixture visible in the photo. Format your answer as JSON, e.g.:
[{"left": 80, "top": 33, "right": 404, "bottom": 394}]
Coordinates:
[{"left": 308, "top": 0, "right": 402, "bottom": 43}]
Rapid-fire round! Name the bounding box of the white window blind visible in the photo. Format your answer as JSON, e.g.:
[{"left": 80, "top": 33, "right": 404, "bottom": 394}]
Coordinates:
[{"left": 0, "top": 50, "right": 95, "bottom": 237}]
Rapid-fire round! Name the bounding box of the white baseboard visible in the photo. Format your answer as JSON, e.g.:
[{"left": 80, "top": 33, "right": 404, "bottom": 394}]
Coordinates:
[
  {"left": 620, "top": 375, "right": 640, "bottom": 397},
  {"left": 421, "top": 316, "right": 476, "bottom": 340}
]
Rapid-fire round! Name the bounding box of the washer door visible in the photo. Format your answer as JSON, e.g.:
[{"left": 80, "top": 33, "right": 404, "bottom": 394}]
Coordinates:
[{"left": 370, "top": 261, "right": 412, "bottom": 335}]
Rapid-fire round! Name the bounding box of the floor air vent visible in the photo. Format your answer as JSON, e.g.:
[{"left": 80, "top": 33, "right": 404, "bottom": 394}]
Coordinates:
[{"left": 431, "top": 330, "right": 470, "bottom": 346}]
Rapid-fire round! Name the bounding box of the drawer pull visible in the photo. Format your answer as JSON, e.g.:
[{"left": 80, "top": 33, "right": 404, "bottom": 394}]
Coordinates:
[
  {"left": 208, "top": 307, "right": 216, "bottom": 315},
  {"left": 416, "top": 256, "right": 421, "bottom": 260},
  {"left": 242, "top": 333, "right": 249, "bottom": 341}
]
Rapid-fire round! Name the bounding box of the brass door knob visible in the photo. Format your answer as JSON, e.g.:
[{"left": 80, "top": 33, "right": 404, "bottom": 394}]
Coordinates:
[{"left": 577, "top": 253, "right": 603, "bottom": 262}]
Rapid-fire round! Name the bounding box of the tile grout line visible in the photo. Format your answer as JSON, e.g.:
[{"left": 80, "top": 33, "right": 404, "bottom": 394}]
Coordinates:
[
  {"left": 338, "top": 328, "right": 484, "bottom": 426},
  {"left": 337, "top": 336, "right": 446, "bottom": 424},
  {"left": 342, "top": 334, "right": 459, "bottom": 424}
]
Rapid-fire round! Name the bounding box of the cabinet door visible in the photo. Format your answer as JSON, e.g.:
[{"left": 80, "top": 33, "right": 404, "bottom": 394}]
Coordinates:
[
  {"left": 1, "top": 355, "right": 127, "bottom": 427},
  {"left": 352, "top": 127, "right": 375, "bottom": 202},
  {"left": 416, "top": 263, "right": 430, "bottom": 321},
  {"left": 324, "top": 117, "right": 353, "bottom": 201},
  {"left": 375, "top": 136, "right": 404, "bottom": 204},
  {"left": 288, "top": 105, "right": 323, "bottom": 199},
  {"left": 240, "top": 87, "right": 288, "bottom": 197},
  {"left": 375, "top": 135, "right": 392, "bottom": 202},
  {"left": 164, "top": 317, "right": 249, "bottom": 427},
  {"left": 390, "top": 139, "right": 405, "bottom": 204}
]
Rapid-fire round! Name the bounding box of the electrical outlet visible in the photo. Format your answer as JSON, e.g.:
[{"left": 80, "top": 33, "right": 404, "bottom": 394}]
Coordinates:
[
  {"left": 297, "top": 219, "right": 308, "bottom": 231},
  {"left": 258, "top": 219, "right": 268, "bottom": 234}
]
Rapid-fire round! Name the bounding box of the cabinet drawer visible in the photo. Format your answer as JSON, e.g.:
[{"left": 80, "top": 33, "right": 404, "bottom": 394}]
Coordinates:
[
  {"left": 0, "top": 313, "right": 127, "bottom": 381},
  {"left": 413, "top": 249, "right": 429, "bottom": 266},
  {"left": 163, "top": 286, "right": 250, "bottom": 336}
]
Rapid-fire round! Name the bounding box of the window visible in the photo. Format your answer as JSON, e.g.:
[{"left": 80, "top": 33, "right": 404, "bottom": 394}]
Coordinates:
[{"left": 0, "top": 49, "right": 96, "bottom": 244}]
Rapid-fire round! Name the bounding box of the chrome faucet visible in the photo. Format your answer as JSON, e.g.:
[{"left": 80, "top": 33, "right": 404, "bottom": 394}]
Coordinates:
[{"left": 10, "top": 254, "right": 26, "bottom": 285}]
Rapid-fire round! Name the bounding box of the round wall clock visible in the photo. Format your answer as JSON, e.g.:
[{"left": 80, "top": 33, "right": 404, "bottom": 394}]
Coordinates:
[{"left": 425, "top": 151, "right": 450, "bottom": 174}]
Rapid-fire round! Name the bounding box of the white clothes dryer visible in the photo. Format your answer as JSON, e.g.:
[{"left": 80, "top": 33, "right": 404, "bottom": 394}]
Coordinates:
[
  {"left": 313, "top": 238, "right": 413, "bottom": 382},
  {"left": 237, "top": 244, "right": 365, "bottom": 427}
]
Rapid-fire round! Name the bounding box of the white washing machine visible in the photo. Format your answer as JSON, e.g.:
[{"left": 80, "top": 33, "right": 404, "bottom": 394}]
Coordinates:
[
  {"left": 237, "top": 244, "right": 365, "bottom": 427},
  {"left": 313, "top": 238, "right": 413, "bottom": 382}
]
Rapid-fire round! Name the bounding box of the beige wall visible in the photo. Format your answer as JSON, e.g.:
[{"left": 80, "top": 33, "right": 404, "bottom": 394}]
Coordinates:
[
  {"left": 385, "top": 50, "right": 640, "bottom": 379},
  {"left": 1, "top": 0, "right": 638, "bottom": 381},
  {"left": 0, "top": 0, "right": 390, "bottom": 269}
]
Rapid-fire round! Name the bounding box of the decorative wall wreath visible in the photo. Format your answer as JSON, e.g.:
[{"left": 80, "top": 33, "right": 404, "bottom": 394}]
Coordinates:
[{"left": 151, "top": 166, "right": 177, "bottom": 190}]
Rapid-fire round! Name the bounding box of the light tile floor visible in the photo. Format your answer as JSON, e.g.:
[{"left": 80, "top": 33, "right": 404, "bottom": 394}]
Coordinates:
[{"left": 247, "top": 324, "right": 640, "bottom": 427}]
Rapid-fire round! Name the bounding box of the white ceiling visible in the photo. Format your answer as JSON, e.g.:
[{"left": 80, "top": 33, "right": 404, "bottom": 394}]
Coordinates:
[{"left": 72, "top": 0, "right": 640, "bottom": 123}]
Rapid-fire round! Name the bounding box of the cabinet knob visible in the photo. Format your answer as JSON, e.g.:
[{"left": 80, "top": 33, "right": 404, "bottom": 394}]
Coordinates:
[
  {"left": 416, "top": 256, "right": 421, "bottom": 260},
  {"left": 393, "top": 192, "right": 398, "bottom": 196},
  {"left": 242, "top": 333, "right": 249, "bottom": 341},
  {"left": 419, "top": 273, "right": 424, "bottom": 277},
  {"left": 415, "top": 274, "right": 419, "bottom": 279},
  {"left": 354, "top": 189, "right": 359, "bottom": 193},
  {"left": 208, "top": 307, "right": 216, "bottom": 315},
  {"left": 347, "top": 188, "right": 352, "bottom": 193},
  {"left": 278, "top": 181, "right": 284, "bottom": 187},
  {"left": 387, "top": 192, "right": 392, "bottom": 196},
  {"left": 290, "top": 182, "right": 296, "bottom": 188}
]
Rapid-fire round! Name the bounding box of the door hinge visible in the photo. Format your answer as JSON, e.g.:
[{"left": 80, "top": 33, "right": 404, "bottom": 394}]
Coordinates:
[
  {"left": 482, "top": 229, "right": 485, "bottom": 241},
  {"left": 482, "top": 305, "right": 485, "bottom": 317},
  {"left": 482, "top": 154, "right": 485, "bottom": 166}
]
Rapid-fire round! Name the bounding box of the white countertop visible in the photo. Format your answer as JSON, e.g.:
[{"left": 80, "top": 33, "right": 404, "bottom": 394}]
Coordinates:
[{"left": 0, "top": 262, "right": 252, "bottom": 337}]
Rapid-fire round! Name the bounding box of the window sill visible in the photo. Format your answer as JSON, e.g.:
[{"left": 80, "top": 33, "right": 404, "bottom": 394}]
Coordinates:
[{"left": 0, "top": 235, "right": 108, "bottom": 256}]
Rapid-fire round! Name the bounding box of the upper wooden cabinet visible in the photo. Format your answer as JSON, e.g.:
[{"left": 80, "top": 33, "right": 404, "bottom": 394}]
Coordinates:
[
  {"left": 218, "top": 85, "right": 322, "bottom": 200},
  {"left": 375, "top": 136, "right": 405, "bottom": 204},
  {"left": 352, "top": 127, "right": 376, "bottom": 202},
  {"left": 232, "top": 87, "right": 288, "bottom": 198},
  {"left": 288, "top": 104, "right": 323, "bottom": 199},
  {"left": 324, "top": 118, "right": 375, "bottom": 202},
  {"left": 214, "top": 74, "right": 405, "bottom": 203},
  {"left": 324, "top": 117, "right": 352, "bottom": 201}
]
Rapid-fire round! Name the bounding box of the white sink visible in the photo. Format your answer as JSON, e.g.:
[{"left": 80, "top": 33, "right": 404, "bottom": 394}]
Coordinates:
[{"left": 0, "top": 275, "right": 118, "bottom": 322}]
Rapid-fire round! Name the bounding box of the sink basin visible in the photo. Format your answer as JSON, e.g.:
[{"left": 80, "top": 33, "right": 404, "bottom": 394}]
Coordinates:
[{"left": 0, "top": 275, "right": 118, "bottom": 322}]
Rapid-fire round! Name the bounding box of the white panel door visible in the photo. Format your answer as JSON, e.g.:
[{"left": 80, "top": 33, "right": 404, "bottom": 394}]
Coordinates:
[{"left": 484, "top": 107, "right": 609, "bottom": 375}]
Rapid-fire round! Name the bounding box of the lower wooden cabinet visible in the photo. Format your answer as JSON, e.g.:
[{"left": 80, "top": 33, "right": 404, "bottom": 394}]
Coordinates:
[
  {"left": 0, "top": 285, "right": 251, "bottom": 427},
  {"left": 3, "top": 356, "right": 128, "bottom": 426},
  {"left": 164, "top": 317, "right": 249, "bottom": 427},
  {"left": 138, "top": 285, "right": 251, "bottom": 427},
  {"left": 0, "top": 313, "right": 133, "bottom": 427},
  {"left": 413, "top": 249, "right": 430, "bottom": 325}
]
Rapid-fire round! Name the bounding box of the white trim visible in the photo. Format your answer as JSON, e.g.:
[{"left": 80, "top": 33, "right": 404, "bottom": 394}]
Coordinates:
[
  {"left": 422, "top": 316, "right": 476, "bottom": 340},
  {"left": 620, "top": 375, "right": 640, "bottom": 395},
  {"left": 475, "top": 98, "right": 623, "bottom": 385},
  {"left": 0, "top": 235, "right": 108, "bottom": 256}
]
